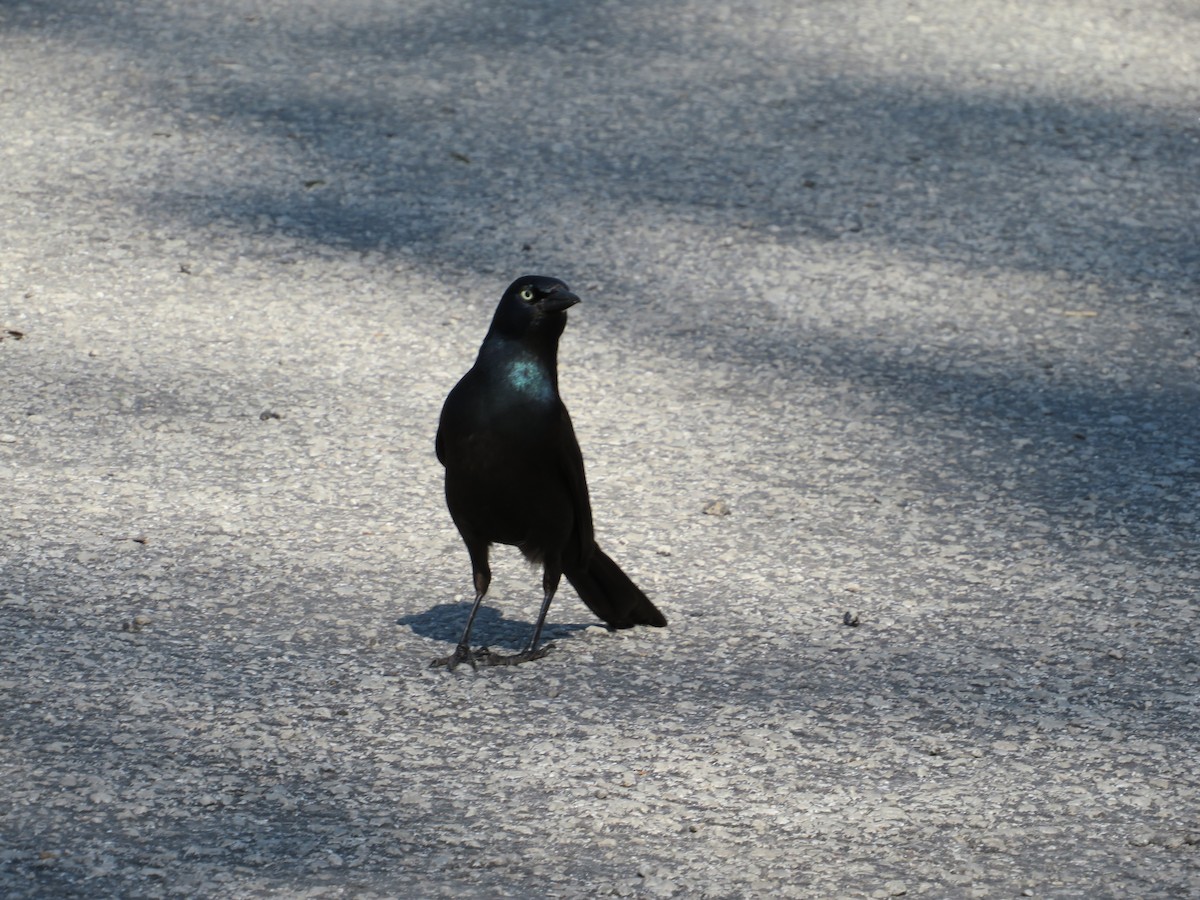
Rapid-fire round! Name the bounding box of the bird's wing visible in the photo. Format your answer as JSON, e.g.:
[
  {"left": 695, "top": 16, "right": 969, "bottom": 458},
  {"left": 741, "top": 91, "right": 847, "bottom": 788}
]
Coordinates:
[
  {"left": 434, "top": 375, "right": 465, "bottom": 467},
  {"left": 557, "top": 406, "right": 595, "bottom": 560}
]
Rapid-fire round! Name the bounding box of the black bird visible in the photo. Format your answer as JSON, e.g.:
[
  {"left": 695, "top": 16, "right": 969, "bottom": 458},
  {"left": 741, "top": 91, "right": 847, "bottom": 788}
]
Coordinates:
[{"left": 432, "top": 275, "right": 666, "bottom": 668}]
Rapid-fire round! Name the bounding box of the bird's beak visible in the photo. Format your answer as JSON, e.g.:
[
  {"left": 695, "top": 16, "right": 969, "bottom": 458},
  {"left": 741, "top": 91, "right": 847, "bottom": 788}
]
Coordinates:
[{"left": 536, "top": 289, "right": 581, "bottom": 314}]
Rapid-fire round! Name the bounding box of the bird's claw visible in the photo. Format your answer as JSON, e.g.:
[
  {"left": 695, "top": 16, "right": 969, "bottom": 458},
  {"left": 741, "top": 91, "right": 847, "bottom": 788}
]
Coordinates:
[{"left": 429, "top": 644, "right": 486, "bottom": 670}]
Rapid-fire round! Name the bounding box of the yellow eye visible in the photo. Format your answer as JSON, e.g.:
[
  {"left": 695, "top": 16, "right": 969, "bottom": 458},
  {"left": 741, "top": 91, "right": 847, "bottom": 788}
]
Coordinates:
[{"left": 519, "top": 287, "right": 535, "bottom": 302}]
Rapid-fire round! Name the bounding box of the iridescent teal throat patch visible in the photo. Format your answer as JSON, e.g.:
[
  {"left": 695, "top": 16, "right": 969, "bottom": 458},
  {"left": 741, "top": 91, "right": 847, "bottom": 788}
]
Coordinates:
[{"left": 506, "top": 358, "right": 550, "bottom": 398}]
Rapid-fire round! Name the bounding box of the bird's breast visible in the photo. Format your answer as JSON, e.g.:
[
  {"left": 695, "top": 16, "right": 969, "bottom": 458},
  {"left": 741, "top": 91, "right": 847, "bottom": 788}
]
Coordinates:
[{"left": 438, "top": 357, "right": 561, "bottom": 465}]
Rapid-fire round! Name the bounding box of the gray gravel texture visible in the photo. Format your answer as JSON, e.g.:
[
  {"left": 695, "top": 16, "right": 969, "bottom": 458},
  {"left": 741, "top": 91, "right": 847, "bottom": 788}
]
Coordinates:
[{"left": 2, "top": 0, "right": 1199, "bottom": 897}]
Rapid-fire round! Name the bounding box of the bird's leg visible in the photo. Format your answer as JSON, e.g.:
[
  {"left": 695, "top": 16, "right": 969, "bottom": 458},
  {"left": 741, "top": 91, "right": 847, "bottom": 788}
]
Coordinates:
[
  {"left": 526, "top": 566, "right": 560, "bottom": 654},
  {"left": 430, "top": 564, "right": 491, "bottom": 670},
  {"left": 479, "top": 567, "right": 559, "bottom": 666}
]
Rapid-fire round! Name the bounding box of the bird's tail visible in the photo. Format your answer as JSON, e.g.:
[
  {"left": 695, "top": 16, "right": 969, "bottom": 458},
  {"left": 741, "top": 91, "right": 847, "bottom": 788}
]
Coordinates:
[{"left": 564, "top": 545, "right": 667, "bottom": 630}]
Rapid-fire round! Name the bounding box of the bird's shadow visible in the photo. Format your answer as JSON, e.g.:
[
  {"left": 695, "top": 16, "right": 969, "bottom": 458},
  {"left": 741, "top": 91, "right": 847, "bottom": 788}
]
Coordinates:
[{"left": 399, "top": 602, "right": 595, "bottom": 652}]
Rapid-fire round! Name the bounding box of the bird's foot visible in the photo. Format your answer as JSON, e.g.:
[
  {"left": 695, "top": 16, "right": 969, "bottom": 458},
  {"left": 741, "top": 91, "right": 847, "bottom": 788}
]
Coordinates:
[
  {"left": 477, "top": 643, "right": 554, "bottom": 667},
  {"left": 430, "top": 643, "right": 553, "bottom": 670},
  {"left": 429, "top": 644, "right": 489, "bottom": 670}
]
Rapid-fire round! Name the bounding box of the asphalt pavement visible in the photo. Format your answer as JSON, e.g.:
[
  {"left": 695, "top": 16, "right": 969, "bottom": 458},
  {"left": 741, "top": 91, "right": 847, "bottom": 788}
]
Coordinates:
[{"left": 2, "top": 1, "right": 1198, "bottom": 897}]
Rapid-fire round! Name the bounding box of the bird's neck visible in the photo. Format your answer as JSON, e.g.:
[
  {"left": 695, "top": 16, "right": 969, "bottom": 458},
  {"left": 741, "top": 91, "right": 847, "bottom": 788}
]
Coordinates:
[{"left": 478, "top": 337, "right": 560, "bottom": 399}]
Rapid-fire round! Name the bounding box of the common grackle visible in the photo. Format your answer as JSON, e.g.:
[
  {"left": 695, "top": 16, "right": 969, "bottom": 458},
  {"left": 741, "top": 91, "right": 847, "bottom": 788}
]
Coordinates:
[{"left": 432, "top": 275, "right": 666, "bottom": 669}]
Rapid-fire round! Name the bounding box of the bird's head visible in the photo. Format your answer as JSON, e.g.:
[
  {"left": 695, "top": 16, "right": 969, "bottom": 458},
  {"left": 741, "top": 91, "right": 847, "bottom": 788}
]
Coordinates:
[{"left": 488, "top": 275, "right": 581, "bottom": 340}]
